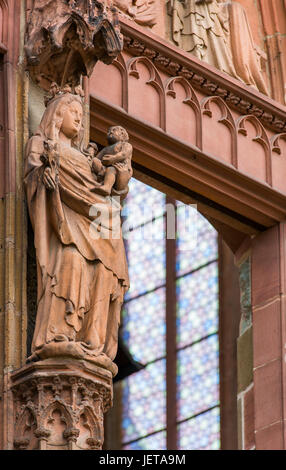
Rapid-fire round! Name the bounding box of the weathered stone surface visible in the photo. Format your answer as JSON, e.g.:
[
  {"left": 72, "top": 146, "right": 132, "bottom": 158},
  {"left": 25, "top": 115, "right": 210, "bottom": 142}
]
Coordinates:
[{"left": 25, "top": 0, "right": 123, "bottom": 88}]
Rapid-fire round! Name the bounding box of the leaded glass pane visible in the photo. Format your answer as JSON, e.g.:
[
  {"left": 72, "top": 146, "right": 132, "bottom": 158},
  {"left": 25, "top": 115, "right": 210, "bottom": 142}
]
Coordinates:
[
  {"left": 176, "top": 207, "right": 217, "bottom": 276},
  {"left": 123, "top": 431, "right": 167, "bottom": 450},
  {"left": 124, "top": 217, "right": 166, "bottom": 300},
  {"left": 177, "top": 263, "right": 219, "bottom": 348},
  {"left": 178, "top": 407, "right": 220, "bottom": 450},
  {"left": 122, "top": 359, "right": 166, "bottom": 443},
  {"left": 177, "top": 335, "right": 219, "bottom": 420},
  {"left": 122, "top": 178, "right": 165, "bottom": 231},
  {"left": 122, "top": 287, "right": 166, "bottom": 364}
]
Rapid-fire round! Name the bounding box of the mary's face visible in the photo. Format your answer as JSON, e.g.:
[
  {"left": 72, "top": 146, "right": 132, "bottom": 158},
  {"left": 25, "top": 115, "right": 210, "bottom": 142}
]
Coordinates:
[{"left": 60, "top": 100, "right": 83, "bottom": 139}]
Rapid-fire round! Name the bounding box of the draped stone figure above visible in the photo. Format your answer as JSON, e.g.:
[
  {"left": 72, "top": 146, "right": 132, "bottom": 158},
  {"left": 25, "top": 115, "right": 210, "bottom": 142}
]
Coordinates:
[
  {"left": 169, "top": 0, "right": 269, "bottom": 95},
  {"left": 24, "top": 87, "right": 131, "bottom": 376},
  {"left": 113, "top": 0, "right": 158, "bottom": 28}
]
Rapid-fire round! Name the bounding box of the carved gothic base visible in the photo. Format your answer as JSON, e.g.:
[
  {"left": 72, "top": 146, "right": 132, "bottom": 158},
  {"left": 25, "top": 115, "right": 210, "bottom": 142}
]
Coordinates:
[{"left": 9, "top": 359, "right": 113, "bottom": 450}]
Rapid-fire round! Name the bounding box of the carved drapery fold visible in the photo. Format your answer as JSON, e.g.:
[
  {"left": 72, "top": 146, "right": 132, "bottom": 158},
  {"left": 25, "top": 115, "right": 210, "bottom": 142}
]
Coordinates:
[{"left": 168, "top": 0, "right": 269, "bottom": 95}]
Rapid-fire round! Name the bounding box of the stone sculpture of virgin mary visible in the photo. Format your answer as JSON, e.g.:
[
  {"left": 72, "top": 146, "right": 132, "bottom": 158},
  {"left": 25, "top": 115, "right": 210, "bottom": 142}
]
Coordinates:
[{"left": 24, "top": 88, "right": 129, "bottom": 375}]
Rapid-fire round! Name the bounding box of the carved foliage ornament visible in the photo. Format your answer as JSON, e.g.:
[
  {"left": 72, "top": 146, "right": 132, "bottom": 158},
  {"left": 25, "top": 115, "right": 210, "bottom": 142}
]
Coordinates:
[{"left": 25, "top": 0, "right": 123, "bottom": 87}]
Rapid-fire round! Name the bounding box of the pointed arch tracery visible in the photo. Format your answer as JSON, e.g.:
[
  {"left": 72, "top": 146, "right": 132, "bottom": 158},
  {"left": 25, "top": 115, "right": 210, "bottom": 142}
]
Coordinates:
[
  {"left": 270, "top": 133, "right": 286, "bottom": 194},
  {"left": 112, "top": 52, "right": 128, "bottom": 111},
  {"left": 236, "top": 114, "right": 271, "bottom": 185},
  {"left": 127, "top": 56, "right": 166, "bottom": 130},
  {"left": 165, "top": 76, "right": 202, "bottom": 148},
  {"left": 271, "top": 133, "right": 286, "bottom": 155},
  {"left": 201, "top": 95, "right": 237, "bottom": 166}
]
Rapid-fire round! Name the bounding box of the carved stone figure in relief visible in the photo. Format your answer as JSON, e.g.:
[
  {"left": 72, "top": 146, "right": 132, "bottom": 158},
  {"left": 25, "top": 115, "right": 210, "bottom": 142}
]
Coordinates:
[
  {"left": 113, "top": 0, "right": 157, "bottom": 27},
  {"left": 24, "top": 87, "right": 130, "bottom": 374},
  {"left": 169, "top": 0, "right": 268, "bottom": 95},
  {"left": 91, "top": 126, "right": 133, "bottom": 196}
]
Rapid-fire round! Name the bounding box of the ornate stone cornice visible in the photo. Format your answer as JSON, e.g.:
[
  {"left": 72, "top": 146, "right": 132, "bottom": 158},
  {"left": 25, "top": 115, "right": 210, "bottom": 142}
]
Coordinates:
[{"left": 120, "top": 17, "right": 286, "bottom": 134}]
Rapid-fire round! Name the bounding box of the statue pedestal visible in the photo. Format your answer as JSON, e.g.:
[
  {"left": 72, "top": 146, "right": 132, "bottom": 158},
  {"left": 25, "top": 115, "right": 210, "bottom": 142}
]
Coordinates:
[{"left": 9, "top": 358, "right": 113, "bottom": 450}]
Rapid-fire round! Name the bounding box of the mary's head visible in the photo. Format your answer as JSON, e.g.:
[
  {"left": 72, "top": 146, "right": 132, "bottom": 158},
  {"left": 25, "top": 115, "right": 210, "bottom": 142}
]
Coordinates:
[{"left": 36, "top": 92, "right": 84, "bottom": 148}]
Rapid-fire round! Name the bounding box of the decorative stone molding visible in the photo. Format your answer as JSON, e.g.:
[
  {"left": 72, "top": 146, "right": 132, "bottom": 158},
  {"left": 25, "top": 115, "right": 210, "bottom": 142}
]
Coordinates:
[
  {"left": 10, "top": 359, "right": 113, "bottom": 450},
  {"left": 92, "top": 47, "right": 286, "bottom": 198},
  {"left": 25, "top": 0, "right": 123, "bottom": 87},
  {"left": 120, "top": 19, "right": 286, "bottom": 134}
]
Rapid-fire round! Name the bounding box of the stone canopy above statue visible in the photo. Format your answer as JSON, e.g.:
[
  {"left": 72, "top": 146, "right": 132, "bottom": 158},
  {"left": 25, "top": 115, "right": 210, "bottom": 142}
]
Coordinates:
[{"left": 25, "top": 0, "right": 123, "bottom": 88}]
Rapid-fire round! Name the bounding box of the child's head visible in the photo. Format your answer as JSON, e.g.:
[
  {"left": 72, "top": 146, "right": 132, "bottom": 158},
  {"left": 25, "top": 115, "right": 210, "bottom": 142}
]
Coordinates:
[{"left": 107, "top": 126, "right": 129, "bottom": 144}]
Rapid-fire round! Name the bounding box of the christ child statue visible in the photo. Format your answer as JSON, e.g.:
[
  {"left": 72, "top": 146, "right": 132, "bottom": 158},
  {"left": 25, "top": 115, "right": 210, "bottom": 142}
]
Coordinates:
[{"left": 91, "top": 126, "right": 133, "bottom": 196}]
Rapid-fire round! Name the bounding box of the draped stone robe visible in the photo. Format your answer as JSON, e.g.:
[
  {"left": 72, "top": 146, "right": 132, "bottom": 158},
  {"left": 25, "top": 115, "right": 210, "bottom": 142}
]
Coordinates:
[{"left": 171, "top": 0, "right": 268, "bottom": 95}]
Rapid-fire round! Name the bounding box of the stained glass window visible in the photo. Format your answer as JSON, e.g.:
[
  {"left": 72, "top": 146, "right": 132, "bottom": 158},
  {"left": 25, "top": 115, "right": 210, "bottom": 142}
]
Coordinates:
[
  {"left": 178, "top": 407, "right": 220, "bottom": 450},
  {"left": 124, "top": 217, "right": 166, "bottom": 300},
  {"left": 176, "top": 264, "right": 219, "bottom": 348},
  {"left": 122, "top": 359, "right": 166, "bottom": 444},
  {"left": 122, "top": 178, "right": 165, "bottom": 230},
  {"left": 177, "top": 336, "right": 220, "bottom": 420},
  {"left": 176, "top": 206, "right": 218, "bottom": 276},
  {"left": 122, "top": 287, "right": 166, "bottom": 364},
  {"left": 124, "top": 431, "right": 167, "bottom": 451},
  {"left": 121, "top": 177, "right": 220, "bottom": 450}
]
